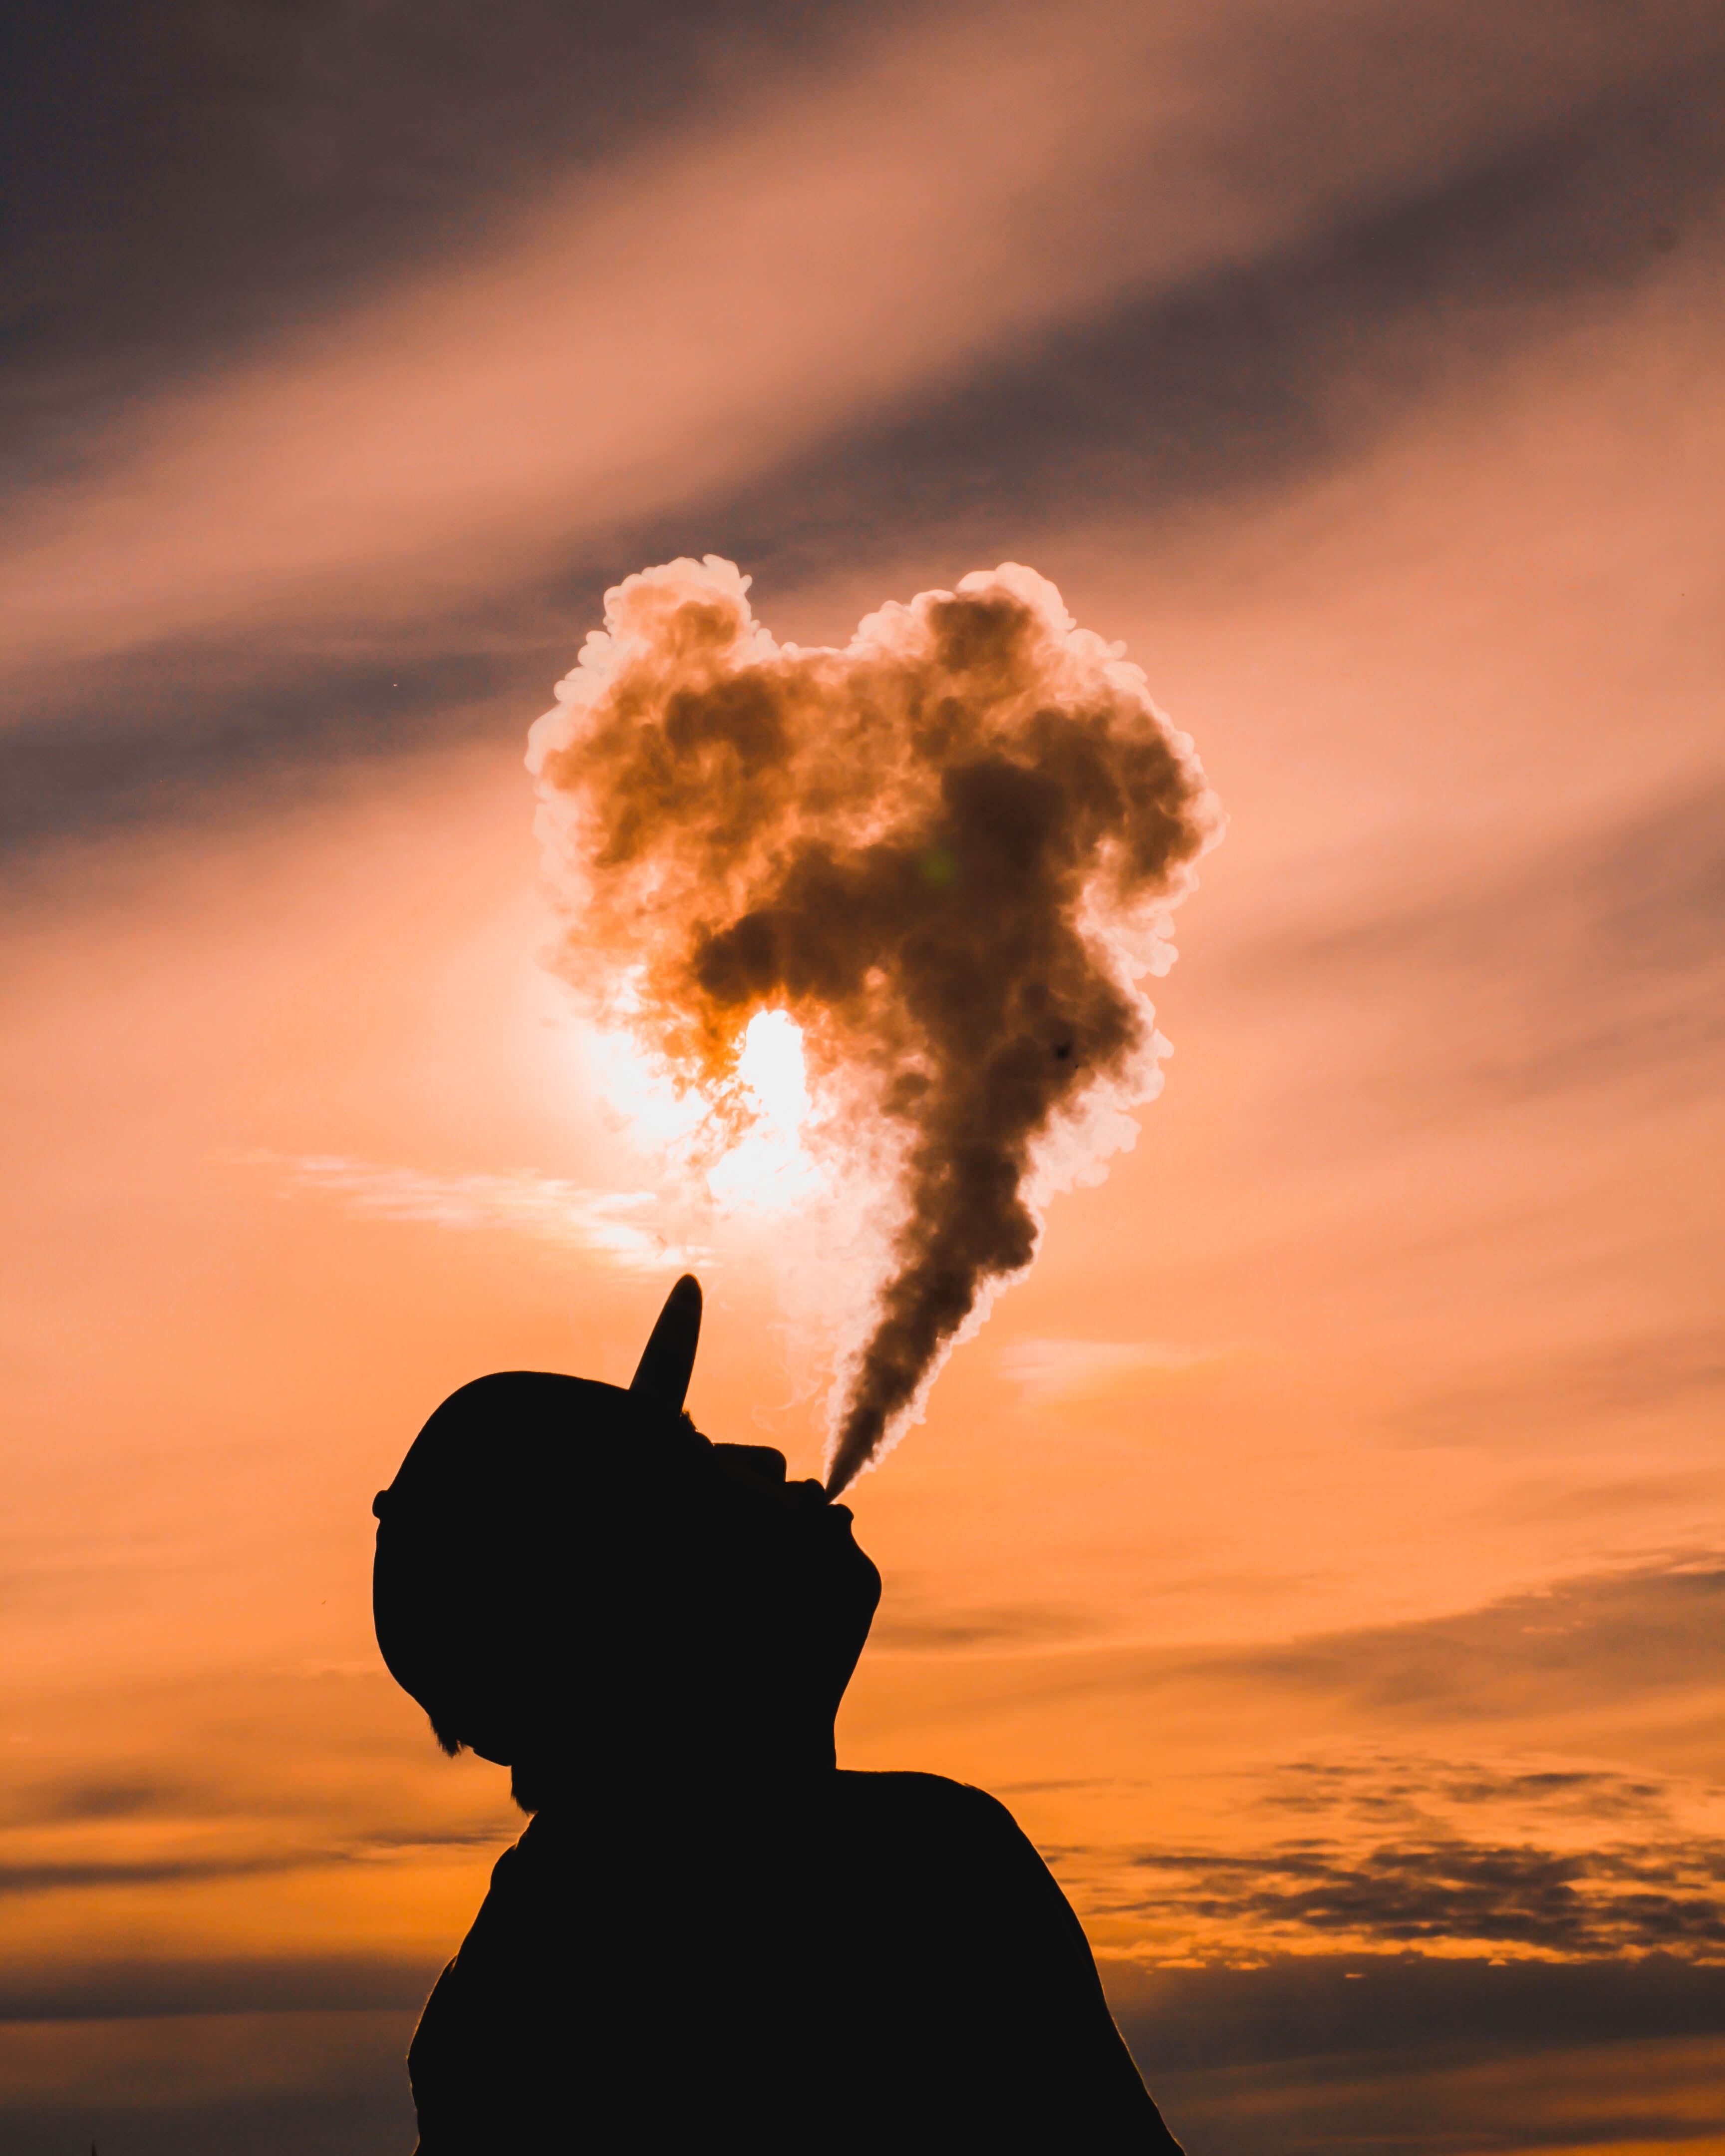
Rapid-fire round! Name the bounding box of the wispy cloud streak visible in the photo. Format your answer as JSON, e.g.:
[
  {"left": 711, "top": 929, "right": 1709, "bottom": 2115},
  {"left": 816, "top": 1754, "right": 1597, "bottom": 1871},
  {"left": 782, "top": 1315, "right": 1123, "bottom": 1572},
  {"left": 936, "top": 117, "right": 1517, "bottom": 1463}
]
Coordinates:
[
  {"left": 999, "top": 1338, "right": 1227, "bottom": 1404},
  {"left": 6, "top": 0, "right": 1718, "bottom": 675},
  {"left": 251, "top": 1153, "right": 704, "bottom": 1271}
]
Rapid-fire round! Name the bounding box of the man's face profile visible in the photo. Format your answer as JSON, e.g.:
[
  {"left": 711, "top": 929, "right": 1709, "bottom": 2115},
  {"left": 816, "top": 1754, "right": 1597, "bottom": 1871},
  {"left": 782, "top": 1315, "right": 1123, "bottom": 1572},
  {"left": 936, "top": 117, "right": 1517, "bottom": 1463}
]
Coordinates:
[{"left": 699, "top": 1437, "right": 883, "bottom": 1721}]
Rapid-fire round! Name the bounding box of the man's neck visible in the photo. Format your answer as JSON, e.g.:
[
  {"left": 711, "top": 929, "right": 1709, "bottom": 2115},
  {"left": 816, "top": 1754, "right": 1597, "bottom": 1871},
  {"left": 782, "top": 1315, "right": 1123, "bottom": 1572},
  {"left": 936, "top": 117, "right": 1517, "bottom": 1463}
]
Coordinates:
[{"left": 516, "top": 1721, "right": 838, "bottom": 1819}]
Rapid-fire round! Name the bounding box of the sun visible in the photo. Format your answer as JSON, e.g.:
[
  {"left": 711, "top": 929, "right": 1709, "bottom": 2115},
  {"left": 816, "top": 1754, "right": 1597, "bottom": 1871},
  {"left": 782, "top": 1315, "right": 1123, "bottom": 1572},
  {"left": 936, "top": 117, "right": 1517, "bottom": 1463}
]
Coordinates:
[
  {"left": 734, "top": 1009, "right": 811, "bottom": 1132},
  {"left": 704, "top": 1010, "right": 819, "bottom": 1210},
  {"left": 562, "top": 1003, "right": 818, "bottom": 1213}
]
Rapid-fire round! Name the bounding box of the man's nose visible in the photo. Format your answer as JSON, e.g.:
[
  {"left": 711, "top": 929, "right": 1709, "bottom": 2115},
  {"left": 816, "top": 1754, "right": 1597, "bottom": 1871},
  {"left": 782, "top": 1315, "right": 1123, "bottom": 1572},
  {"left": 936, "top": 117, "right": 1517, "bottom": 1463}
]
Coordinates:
[{"left": 713, "top": 1443, "right": 789, "bottom": 1486}]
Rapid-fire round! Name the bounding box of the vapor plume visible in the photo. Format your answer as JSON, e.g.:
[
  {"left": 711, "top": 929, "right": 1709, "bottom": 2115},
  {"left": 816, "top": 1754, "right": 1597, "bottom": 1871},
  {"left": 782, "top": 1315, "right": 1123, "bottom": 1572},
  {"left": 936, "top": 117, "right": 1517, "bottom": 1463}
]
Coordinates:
[{"left": 529, "top": 558, "right": 1219, "bottom": 1492}]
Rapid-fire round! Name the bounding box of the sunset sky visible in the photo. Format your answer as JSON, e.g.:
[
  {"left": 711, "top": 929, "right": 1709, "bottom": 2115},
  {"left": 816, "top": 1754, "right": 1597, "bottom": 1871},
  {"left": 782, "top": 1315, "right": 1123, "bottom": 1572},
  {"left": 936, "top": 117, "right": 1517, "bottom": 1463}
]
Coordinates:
[{"left": 4, "top": 4, "right": 1724, "bottom": 2150}]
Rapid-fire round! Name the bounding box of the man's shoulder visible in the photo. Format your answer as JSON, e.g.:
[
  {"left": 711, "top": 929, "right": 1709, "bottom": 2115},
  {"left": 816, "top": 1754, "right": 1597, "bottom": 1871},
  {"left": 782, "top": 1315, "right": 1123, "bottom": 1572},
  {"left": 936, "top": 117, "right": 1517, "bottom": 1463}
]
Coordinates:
[
  {"left": 830, "top": 1769, "right": 1038, "bottom": 1862},
  {"left": 834, "top": 1766, "right": 1014, "bottom": 1813}
]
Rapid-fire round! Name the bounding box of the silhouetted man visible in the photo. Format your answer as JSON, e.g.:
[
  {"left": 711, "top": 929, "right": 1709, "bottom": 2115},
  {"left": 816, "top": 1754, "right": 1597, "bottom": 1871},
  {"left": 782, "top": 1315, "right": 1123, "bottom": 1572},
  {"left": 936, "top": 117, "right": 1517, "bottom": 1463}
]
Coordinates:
[{"left": 373, "top": 1276, "right": 1182, "bottom": 2149}]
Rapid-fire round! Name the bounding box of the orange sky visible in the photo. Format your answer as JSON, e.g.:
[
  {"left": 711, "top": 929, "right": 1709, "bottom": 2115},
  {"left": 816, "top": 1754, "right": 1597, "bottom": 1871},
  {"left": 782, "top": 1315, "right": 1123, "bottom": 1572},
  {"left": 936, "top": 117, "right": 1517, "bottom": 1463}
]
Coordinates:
[{"left": 4, "top": 5, "right": 1724, "bottom": 2151}]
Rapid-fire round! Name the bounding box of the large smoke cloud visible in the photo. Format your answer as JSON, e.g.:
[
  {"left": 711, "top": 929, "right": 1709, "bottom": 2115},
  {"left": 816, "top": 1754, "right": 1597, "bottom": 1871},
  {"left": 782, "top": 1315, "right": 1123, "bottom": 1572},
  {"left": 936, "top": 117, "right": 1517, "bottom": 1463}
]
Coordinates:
[{"left": 529, "top": 557, "right": 1219, "bottom": 1493}]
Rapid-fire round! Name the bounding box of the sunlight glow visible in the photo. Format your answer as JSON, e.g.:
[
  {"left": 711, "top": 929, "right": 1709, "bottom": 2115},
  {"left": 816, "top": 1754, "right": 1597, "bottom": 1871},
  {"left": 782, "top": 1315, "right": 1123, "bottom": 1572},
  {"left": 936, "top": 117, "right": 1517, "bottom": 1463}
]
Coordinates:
[
  {"left": 572, "top": 1006, "right": 821, "bottom": 1216},
  {"left": 735, "top": 1008, "right": 811, "bottom": 1132},
  {"left": 706, "top": 1010, "right": 820, "bottom": 1212}
]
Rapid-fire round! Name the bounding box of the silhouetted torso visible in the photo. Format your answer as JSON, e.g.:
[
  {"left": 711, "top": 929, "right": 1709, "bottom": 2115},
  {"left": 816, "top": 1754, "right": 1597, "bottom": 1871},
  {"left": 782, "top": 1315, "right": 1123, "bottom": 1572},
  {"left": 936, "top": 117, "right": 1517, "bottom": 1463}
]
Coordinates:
[{"left": 409, "top": 1768, "right": 1180, "bottom": 2149}]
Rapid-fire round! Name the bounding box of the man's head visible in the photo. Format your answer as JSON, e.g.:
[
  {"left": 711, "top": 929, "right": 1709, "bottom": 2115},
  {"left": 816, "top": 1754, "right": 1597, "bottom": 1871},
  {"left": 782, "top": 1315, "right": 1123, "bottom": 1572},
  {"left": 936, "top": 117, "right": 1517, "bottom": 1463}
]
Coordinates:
[{"left": 371, "top": 1279, "right": 880, "bottom": 1807}]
